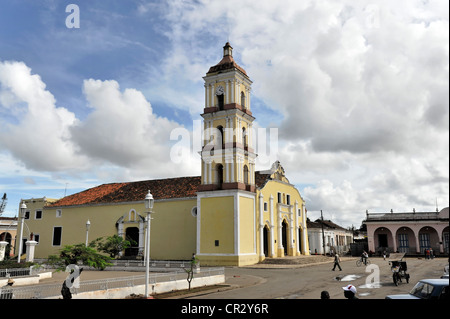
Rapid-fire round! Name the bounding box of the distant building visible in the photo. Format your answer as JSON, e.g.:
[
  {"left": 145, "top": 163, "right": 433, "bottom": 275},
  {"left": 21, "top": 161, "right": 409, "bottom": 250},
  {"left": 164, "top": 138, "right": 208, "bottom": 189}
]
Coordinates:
[
  {"left": 307, "top": 219, "right": 353, "bottom": 255},
  {"left": 364, "top": 207, "right": 449, "bottom": 255},
  {"left": 0, "top": 216, "right": 18, "bottom": 258}
]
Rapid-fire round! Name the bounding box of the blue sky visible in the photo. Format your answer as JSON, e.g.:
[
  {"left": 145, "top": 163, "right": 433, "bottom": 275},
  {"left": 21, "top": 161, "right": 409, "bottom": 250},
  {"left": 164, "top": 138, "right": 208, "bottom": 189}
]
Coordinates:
[{"left": 1, "top": 0, "right": 449, "bottom": 227}]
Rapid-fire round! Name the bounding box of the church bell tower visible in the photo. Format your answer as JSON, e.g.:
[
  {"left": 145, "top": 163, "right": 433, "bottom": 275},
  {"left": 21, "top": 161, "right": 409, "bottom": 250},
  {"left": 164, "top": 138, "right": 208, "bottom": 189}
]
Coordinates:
[
  {"left": 196, "top": 43, "right": 258, "bottom": 266},
  {"left": 198, "top": 42, "right": 256, "bottom": 192}
]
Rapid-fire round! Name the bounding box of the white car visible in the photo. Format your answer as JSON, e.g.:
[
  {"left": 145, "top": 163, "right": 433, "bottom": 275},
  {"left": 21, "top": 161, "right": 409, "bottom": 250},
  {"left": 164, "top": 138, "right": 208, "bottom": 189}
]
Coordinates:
[{"left": 386, "top": 278, "right": 449, "bottom": 299}]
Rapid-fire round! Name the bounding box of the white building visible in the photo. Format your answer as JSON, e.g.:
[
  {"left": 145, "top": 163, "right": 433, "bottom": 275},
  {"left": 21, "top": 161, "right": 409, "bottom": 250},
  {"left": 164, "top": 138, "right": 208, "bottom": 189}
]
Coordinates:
[{"left": 307, "top": 219, "right": 353, "bottom": 255}]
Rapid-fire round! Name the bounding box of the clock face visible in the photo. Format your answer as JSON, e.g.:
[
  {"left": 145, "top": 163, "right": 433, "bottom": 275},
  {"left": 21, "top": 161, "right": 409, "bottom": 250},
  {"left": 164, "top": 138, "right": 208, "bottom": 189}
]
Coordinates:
[{"left": 215, "top": 85, "right": 225, "bottom": 95}]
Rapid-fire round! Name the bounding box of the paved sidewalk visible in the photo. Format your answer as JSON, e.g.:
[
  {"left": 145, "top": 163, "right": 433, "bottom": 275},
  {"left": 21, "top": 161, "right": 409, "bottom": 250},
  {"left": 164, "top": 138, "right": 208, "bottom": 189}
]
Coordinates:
[{"left": 20, "top": 255, "right": 357, "bottom": 298}]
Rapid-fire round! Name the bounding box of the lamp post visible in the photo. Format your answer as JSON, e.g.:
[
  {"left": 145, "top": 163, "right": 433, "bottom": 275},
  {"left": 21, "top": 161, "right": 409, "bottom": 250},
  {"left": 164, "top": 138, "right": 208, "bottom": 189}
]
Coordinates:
[
  {"left": 85, "top": 219, "right": 91, "bottom": 247},
  {"left": 144, "top": 190, "right": 154, "bottom": 298},
  {"left": 17, "top": 201, "right": 27, "bottom": 263}
]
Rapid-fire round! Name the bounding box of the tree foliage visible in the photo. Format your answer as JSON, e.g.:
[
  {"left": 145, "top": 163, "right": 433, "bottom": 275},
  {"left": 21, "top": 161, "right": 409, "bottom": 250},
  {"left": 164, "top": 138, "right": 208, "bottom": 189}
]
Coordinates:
[
  {"left": 48, "top": 243, "right": 112, "bottom": 271},
  {"left": 90, "top": 235, "right": 135, "bottom": 258}
]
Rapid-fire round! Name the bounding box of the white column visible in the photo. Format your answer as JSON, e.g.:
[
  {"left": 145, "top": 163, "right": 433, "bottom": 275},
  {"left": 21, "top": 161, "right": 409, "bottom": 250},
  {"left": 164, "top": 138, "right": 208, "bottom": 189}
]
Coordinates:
[
  {"left": 277, "top": 206, "right": 282, "bottom": 254},
  {"left": 231, "top": 80, "right": 235, "bottom": 104},
  {"left": 289, "top": 206, "right": 294, "bottom": 253},
  {"left": 25, "top": 240, "right": 38, "bottom": 262},
  {"left": 203, "top": 160, "right": 207, "bottom": 184},
  {"left": 231, "top": 159, "right": 235, "bottom": 182},
  {"left": 225, "top": 80, "right": 229, "bottom": 104},
  {"left": 0, "top": 241, "right": 8, "bottom": 261},
  {"left": 269, "top": 195, "right": 275, "bottom": 257},
  {"left": 205, "top": 84, "right": 209, "bottom": 107},
  {"left": 211, "top": 84, "right": 215, "bottom": 107},
  {"left": 259, "top": 193, "right": 264, "bottom": 259},
  {"left": 208, "top": 161, "right": 212, "bottom": 184}
]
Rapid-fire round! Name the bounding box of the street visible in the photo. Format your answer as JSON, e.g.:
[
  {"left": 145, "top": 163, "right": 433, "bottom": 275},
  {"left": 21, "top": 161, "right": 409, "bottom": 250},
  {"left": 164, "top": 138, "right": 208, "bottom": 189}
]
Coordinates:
[{"left": 189, "top": 257, "right": 448, "bottom": 299}]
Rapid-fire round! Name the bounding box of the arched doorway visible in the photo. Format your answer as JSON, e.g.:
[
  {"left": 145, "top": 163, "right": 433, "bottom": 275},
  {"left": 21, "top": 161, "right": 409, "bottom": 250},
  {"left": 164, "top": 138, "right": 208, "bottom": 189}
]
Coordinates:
[
  {"left": 263, "top": 225, "right": 269, "bottom": 257},
  {"left": 443, "top": 226, "right": 449, "bottom": 254},
  {"left": 125, "top": 227, "right": 139, "bottom": 257},
  {"left": 282, "top": 220, "right": 288, "bottom": 256},
  {"left": 298, "top": 227, "right": 302, "bottom": 254},
  {"left": 396, "top": 227, "right": 415, "bottom": 254},
  {"left": 418, "top": 226, "right": 439, "bottom": 254},
  {"left": 373, "top": 227, "right": 393, "bottom": 254}
]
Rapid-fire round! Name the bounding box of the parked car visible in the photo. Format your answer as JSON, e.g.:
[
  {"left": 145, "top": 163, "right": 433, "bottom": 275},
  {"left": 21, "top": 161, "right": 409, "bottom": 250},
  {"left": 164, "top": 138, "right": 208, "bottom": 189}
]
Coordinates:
[{"left": 386, "top": 278, "right": 449, "bottom": 299}]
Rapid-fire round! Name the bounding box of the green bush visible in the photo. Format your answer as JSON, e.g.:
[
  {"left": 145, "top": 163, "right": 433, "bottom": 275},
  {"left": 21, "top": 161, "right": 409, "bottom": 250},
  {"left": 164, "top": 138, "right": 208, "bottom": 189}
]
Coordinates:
[{"left": 0, "top": 260, "right": 36, "bottom": 269}]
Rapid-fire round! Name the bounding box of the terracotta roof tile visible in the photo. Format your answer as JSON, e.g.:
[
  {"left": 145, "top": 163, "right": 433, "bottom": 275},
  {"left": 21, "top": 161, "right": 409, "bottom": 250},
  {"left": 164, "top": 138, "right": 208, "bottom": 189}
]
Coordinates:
[
  {"left": 207, "top": 55, "right": 248, "bottom": 77},
  {"left": 47, "top": 176, "right": 201, "bottom": 208}
]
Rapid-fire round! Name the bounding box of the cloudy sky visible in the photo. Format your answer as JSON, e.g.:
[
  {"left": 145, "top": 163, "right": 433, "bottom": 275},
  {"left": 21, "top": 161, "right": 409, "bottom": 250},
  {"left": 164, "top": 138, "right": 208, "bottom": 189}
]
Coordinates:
[{"left": 0, "top": 0, "right": 448, "bottom": 228}]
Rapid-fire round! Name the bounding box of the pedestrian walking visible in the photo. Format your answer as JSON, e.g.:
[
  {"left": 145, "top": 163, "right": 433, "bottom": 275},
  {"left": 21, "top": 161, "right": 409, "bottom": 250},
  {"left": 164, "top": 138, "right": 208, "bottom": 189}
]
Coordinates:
[
  {"left": 332, "top": 253, "right": 342, "bottom": 271},
  {"left": 383, "top": 249, "right": 387, "bottom": 260}
]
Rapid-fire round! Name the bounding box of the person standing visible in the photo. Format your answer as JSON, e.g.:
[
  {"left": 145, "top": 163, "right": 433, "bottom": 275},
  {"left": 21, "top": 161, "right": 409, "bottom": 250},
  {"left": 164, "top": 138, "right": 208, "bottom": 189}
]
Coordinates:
[{"left": 332, "top": 253, "right": 342, "bottom": 271}]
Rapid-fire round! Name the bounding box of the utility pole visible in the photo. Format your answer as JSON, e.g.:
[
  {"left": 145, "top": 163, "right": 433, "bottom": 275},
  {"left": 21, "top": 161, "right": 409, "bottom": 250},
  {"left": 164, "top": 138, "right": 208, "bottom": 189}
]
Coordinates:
[{"left": 321, "top": 210, "right": 326, "bottom": 255}]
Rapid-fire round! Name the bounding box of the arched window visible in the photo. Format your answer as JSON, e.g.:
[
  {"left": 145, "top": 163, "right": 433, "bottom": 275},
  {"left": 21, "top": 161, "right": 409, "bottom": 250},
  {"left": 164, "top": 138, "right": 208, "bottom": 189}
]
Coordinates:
[
  {"left": 243, "top": 165, "right": 249, "bottom": 185},
  {"left": 216, "top": 164, "right": 223, "bottom": 188},
  {"left": 241, "top": 91, "right": 246, "bottom": 109},
  {"left": 217, "top": 126, "right": 224, "bottom": 149},
  {"left": 217, "top": 94, "right": 224, "bottom": 110},
  {"left": 242, "top": 127, "right": 247, "bottom": 148}
]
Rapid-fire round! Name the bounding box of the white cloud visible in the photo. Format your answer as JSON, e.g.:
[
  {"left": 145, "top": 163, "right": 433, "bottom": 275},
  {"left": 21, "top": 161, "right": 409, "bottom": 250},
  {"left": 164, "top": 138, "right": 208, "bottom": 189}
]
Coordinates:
[
  {"left": 71, "top": 78, "right": 198, "bottom": 178},
  {"left": 0, "top": 61, "right": 198, "bottom": 182},
  {"left": 152, "top": 0, "right": 449, "bottom": 227},
  {"left": 0, "top": 60, "right": 87, "bottom": 171}
]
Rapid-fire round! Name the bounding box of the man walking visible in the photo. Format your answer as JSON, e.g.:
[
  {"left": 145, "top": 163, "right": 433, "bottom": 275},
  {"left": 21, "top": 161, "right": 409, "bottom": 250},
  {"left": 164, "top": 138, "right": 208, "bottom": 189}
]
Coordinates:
[{"left": 332, "top": 253, "right": 342, "bottom": 271}]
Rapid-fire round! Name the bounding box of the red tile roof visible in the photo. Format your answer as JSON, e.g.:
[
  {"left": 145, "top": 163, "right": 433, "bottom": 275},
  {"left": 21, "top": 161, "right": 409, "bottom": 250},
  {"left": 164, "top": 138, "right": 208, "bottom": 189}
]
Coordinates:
[
  {"left": 46, "top": 173, "right": 273, "bottom": 208},
  {"left": 47, "top": 176, "right": 201, "bottom": 208}
]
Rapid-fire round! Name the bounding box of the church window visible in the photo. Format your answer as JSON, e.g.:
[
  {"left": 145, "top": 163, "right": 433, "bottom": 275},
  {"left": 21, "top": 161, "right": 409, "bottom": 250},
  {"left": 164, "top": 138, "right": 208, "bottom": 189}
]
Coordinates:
[
  {"left": 35, "top": 210, "right": 43, "bottom": 219},
  {"left": 191, "top": 207, "right": 198, "bottom": 217},
  {"left": 217, "top": 94, "right": 224, "bottom": 110},
  {"left": 242, "top": 127, "right": 247, "bottom": 147},
  {"left": 217, "top": 126, "right": 224, "bottom": 148},
  {"left": 243, "top": 165, "right": 249, "bottom": 185},
  {"left": 264, "top": 202, "right": 268, "bottom": 211},
  {"left": 277, "top": 192, "right": 282, "bottom": 203},
  {"left": 216, "top": 164, "right": 224, "bottom": 188},
  {"left": 286, "top": 194, "right": 291, "bottom": 205},
  {"left": 52, "top": 226, "right": 62, "bottom": 246},
  {"left": 241, "top": 91, "right": 246, "bottom": 109}
]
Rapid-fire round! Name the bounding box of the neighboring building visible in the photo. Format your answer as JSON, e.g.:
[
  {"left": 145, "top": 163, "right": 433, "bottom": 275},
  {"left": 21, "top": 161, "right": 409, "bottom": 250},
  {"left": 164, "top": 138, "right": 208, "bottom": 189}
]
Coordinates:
[
  {"left": 16, "top": 43, "right": 309, "bottom": 266},
  {"left": 307, "top": 219, "right": 353, "bottom": 256},
  {"left": 0, "top": 216, "right": 18, "bottom": 257},
  {"left": 364, "top": 207, "right": 449, "bottom": 256}
]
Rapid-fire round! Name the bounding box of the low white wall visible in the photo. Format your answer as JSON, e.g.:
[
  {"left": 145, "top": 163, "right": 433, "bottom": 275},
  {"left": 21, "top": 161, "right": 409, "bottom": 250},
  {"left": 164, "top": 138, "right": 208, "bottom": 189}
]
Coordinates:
[
  {"left": 0, "top": 272, "right": 53, "bottom": 287},
  {"left": 47, "top": 274, "right": 225, "bottom": 299}
]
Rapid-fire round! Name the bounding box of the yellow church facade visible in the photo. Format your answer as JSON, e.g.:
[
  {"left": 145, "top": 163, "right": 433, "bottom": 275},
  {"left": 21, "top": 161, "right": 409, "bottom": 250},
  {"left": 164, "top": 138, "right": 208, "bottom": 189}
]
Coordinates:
[{"left": 16, "top": 43, "right": 309, "bottom": 266}]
